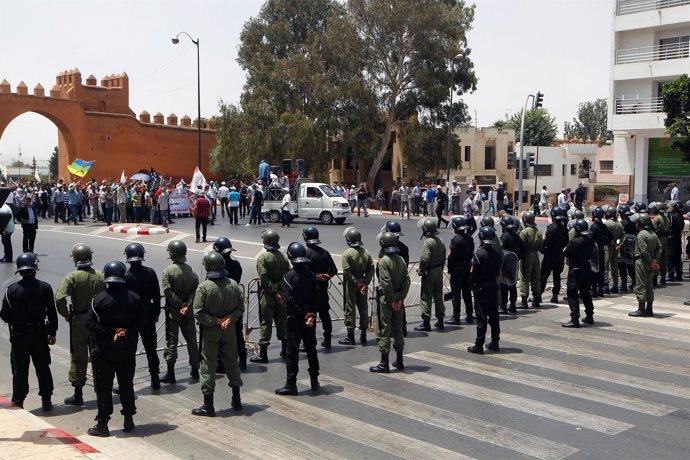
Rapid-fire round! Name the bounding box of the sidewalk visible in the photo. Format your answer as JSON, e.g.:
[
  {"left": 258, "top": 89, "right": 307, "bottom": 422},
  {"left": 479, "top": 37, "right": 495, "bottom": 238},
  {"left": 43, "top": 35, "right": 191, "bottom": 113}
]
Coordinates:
[{"left": 0, "top": 396, "right": 102, "bottom": 460}]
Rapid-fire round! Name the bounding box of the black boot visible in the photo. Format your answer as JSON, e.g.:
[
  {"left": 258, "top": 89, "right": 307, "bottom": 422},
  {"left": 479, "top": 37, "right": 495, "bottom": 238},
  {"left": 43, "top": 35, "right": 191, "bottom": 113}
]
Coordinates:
[
  {"left": 464, "top": 314, "right": 474, "bottom": 324},
  {"left": 231, "top": 386, "right": 242, "bottom": 410},
  {"left": 562, "top": 319, "right": 581, "bottom": 328},
  {"left": 602, "top": 285, "right": 610, "bottom": 295},
  {"left": 628, "top": 301, "right": 647, "bottom": 317},
  {"left": 518, "top": 296, "right": 529, "bottom": 309},
  {"left": 123, "top": 415, "right": 135, "bottom": 432},
  {"left": 508, "top": 303, "right": 517, "bottom": 313},
  {"left": 369, "top": 353, "right": 390, "bottom": 373},
  {"left": 280, "top": 340, "right": 287, "bottom": 359},
  {"left": 486, "top": 341, "right": 500, "bottom": 352},
  {"left": 532, "top": 296, "right": 541, "bottom": 309},
  {"left": 87, "top": 420, "right": 110, "bottom": 437},
  {"left": 611, "top": 284, "right": 619, "bottom": 294},
  {"left": 360, "top": 330, "right": 367, "bottom": 345},
  {"left": 446, "top": 315, "right": 461, "bottom": 325},
  {"left": 64, "top": 386, "right": 84, "bottom": 406},
  {"left": 321, "top": 336, "right": 332, "bottom": 349},
  {"left": 549, "top": 295, "right": 559, "bottom": 304},
  {"left": 500, "top": 305, "right": 508, "bottom": 314},
  {"left": 151, "top": 373, "right": 161, "bottom": 390},
  {"left": 275, "top": 380, "right": 298, "bottom": 396},
  {"left": 392, "top": 350, "right": 404, "bottom": 370},
  {"left": 41, "top": 396, "right": 52, "bottom": 412},
  {"left": 310, "top": 374, "right": 320, "bottom": 391},
  {"left": 192, "top": 394, "right": 216, "bottom": 417},
  {"left": 160, "top": 364, "right": 176, "bottom": 384},
  {"left": 620, "top": 283, "right": 628, "bottom": 292},
  {"left": 646, "top": 302, "right": 654, "bottom": 317},
  {"left": 467, "top": 344, "right": 484, "bottom": 354},
  {"left": 414, "top": 315, "right": 431, "bottom": 332},
  {"left": 591, "top": 288, "right": 599, "bottom": 298},
  {"left": 338, "top": 329, "right": 356, "bottom": 345},
  {"left": 582, "top": 315, "right": 594, "bottom": 325},
  {"left": 434, "top": 318, "right": 445, "bottom": 329},
  {"left": 250, "top": 344, "right": 269, "bottom": 363},
  {"left": 190, "top": 367, "right": 200, "bottom": 380}
]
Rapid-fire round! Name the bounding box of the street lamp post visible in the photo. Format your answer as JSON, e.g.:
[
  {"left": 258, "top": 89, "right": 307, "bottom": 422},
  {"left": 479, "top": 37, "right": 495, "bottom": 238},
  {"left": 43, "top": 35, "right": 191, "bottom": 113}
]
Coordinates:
[
  {"left": 172, "top": 32, "right": 202, "bottom": 172},
  {"left": 447, "top": 53, "right": 462, "bottom": 193}
]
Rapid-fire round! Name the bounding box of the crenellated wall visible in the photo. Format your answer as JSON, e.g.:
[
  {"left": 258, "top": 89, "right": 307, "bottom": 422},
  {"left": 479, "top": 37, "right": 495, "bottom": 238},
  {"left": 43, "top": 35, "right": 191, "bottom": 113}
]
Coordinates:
[{"left": 0, "top": 68, "right": 218, "bottom": 182}]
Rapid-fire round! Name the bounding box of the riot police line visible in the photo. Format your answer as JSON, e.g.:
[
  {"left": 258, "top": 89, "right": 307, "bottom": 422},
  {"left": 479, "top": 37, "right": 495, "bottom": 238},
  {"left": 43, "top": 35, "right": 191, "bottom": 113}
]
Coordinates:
[{"left": 1, "top": 200, "right": 687, "bottom": 437}]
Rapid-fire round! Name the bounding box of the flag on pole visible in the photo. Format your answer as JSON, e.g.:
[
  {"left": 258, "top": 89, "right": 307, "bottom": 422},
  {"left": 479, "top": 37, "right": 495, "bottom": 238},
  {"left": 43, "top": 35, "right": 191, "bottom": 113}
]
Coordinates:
[
  {"left": 0, "top": 164, "right": 7, "bottom": 180},
  {"left": 34, "top": 169, "right": 40, "bottom": 183},
  {"left": 67, "top": 159, "right": 95, "bottom": 178},
  {"left": 191, "top": 166, "right": 207, "bottom": 191},
  {"left": 120, "top": 170, "right": 126, "bottom": 184},
  {"left": 149, "top": 167, "right": 161, "bottom": 191}
]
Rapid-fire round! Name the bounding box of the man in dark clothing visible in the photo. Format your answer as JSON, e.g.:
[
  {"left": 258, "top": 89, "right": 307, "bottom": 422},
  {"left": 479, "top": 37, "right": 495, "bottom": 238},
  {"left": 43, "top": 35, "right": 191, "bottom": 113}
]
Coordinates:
[
  {"left": 618, "top": 204, "right": 637, "bottom": 292},
  {"left": 1, "top": 253, "right": 57, "bottom": 411},
  {"left": 303, "top": 227, "right": 338, "bottom": 348},
  {"left": 667, "top": 201, "right": 685, "bottom": 281},
  {"left": 499, "top": 215, "right": 524, "bottom": 313},
  {"left": 496, "top": 182, "right": 505, "bottom": 212},
  {"left": 575, "top": 183, "right": 585, "bottom": 210},
  {"left": 467, "top": 227, "right": 502, "bottom": 354},
  {"left": 275, "top": 242, "right": 320, "bottom": 395},
  {"left": 435, "top": 185, "right": 449, "bottom": 228},
  {"left": 562, "top": 219, "right": 596, "bottom": 328},
  {"left": 540, "top": 207, "right": 569, "bottom": 303},
  {"left": 589, "top": 207, "right": 612, "bottom": 297},
  {"left": 194, "top": 192, "right": 210, "bottom": 243},
  {"left": 447, "top": 217, "right": 474, "bottom": 324},
  {"left": 85, "top": 261, "right": 145, "bottom": 437},
  {"left": 15, "top": 196, "right": 38, "bottom": 253}
]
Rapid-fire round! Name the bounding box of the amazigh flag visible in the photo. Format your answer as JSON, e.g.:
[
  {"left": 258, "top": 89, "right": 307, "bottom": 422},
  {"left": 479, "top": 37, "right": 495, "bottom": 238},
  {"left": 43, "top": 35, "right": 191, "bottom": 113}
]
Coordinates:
[
  {"left": 149, "top": 167, "right": 161, "bottom": 190},
  {"left": 67, "top": 159, "right": 95, "bottom": 178}
]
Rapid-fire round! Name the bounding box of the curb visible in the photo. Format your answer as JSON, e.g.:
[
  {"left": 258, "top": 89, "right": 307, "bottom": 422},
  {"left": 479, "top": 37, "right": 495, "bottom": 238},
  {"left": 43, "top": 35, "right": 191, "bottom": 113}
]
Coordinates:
[{"left": 108, "top": 225, "right": 169, "bottom": 235}]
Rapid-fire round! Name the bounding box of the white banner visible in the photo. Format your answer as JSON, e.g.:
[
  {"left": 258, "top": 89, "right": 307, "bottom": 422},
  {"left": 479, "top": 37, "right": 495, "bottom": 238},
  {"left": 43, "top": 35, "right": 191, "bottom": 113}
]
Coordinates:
[
  {"left": 170, "top": 191, "right": 191, "bottom": 215},
  {"left": 191, "top": 166, "right": 207, "bottom": 191}
]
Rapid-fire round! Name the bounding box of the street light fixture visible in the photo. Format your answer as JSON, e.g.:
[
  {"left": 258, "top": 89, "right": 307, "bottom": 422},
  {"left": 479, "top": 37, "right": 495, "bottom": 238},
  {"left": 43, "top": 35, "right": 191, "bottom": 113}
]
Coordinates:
[
  {"left": 447, "top": 53, "right": 462, "bottom": 193},
  {"left": 172, "top": 32, "right": 202, "bottom": 172}
]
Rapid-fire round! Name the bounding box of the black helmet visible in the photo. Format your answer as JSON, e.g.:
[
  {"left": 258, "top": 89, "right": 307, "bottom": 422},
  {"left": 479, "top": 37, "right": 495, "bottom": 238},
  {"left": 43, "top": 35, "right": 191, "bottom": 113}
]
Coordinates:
[
  {"left": 213, "top": 237, "right": 236, "bottom": 255},
  {"left": 203, "top": 251, "right": 228, "bottom": 279},
  {"left": 261, "top": 229, "right": 280, "bottom": 250},
  {"left": 500, "top": 215, "right": 516, "bottom": 229},
  {"left": 287, "top": 242, "right": 310, "bottom": 265},
  {"left": 379, "top": 231, "right": 400, "bottom": 254},
  {"left": 592, "top": 206, "right": 604, "bottom": 220},
  {"left": 637, "top": 214, "right": 653, "bottom": 230},
  {"left": 167, "top": 240, "right": 187, "bottom": 259},
  {"left": 383, "top": 221, "right": 404, "bottom": 236},
  {"left": 670, "top": 200, "right": 683, "bottom": 211},
  {"left": 302, "top": 227, "right": 321, "bottom": 245},
  {"left": 103, "top": 261, "right": 126, "bottom": 284},
  {"left": 71, "top": 243, "right": 93, "bottom": 268},
  {"left": 551, "top": 207, "right": 567, "bottom": 222},
  {"left": 421, "top": 218, "right": 439, "bottom": 237},
  {"left": 478, "top": 226, "right": 496, "bottom": 245},
  {"left": 618, "top": 204, "right": 633, "bottom": 216},
  {"left": 124, "top": 243, "right": 145, "bottom": 263},
  {"left": 451, "top": 216, "right": 467, "bottom": 232},
  {"left": 522, "top": 211, "right": 536, "bottom": 227},
  {"left": 344, "top": 227, "right": 363, "bottom": 247},
  {"left": 573, "top": 209, "right": 585, "bottom": 220},
  {"left": 15, "top": 252, "right": 38, "bottom": 274},
  {"left": 574, "top": 219, "right": 589, "bottom": 234},
  {"left": 480, "top": 216, "right": 495, "bottom": 228},
  {"left": 633, "top": 202, "right": 647, "bottom": 213}
]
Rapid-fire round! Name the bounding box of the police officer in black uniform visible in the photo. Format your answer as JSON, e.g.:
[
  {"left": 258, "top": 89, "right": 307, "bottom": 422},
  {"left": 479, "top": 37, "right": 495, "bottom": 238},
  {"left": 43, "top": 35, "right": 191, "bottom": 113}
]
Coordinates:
[
  {"left": 1, "top": 253, "right": 58, "bottom": 411},
  {"left": 377, "top": 221, "right": 410, "bottom": 334},
  {"left": 447, "top": 217, "right": 474, "bottom": 324},
  {"left": 562, "top": 219, "right": 596, "bottom": 328},
  {"left": 85, "top": 261, "right": 145, "bottom": 437},
  {"left": 303, "top": 227, "right": 338, "bottom": 348},
  {"left": 618, "top": 204, "right": 637, "bottom": 292},
  {"left": 667, "top": 201, "right": 685, "bottom": 281},
  {"left": 540, "top": 207, "right": 569, "bottom": 303},
  {"left": 467, "top": 227, "right": 502, "bottom": 354},
  {"left": 275, "top": 243, "right": 320, "bottom": 396},
  {"left": 123, "top": 243, "right": 161, "bottom": 390},
  {"left": 499, "top": 216, "right": 524, "bottom": 313},
  {"left": 213, "top": 237, "right": 247, "bottom": 370},
  {"left": 589, "top": 207, "right": 612, "bottom": 297}
]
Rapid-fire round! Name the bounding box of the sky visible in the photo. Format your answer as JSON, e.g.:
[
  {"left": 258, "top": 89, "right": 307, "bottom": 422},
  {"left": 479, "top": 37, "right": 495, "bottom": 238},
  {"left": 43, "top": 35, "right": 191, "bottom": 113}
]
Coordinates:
[{"left": 0, "top": 0, "right": 613, "bottom": 165}]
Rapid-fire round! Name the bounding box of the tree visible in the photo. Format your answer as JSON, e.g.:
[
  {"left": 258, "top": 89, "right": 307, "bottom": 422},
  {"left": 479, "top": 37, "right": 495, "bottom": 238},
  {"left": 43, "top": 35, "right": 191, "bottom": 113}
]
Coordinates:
[
  {"left": 343, "top": 0, "right": 477, "bottom": 191},
  {"left": 504, "top": 108, "right": 558, "bottom": 146},
  {"left": 662, "top": 74, "right": 690, "bottom": 163},
  {"left": 399, "top": 118, "right": 462, "bottom": 178},
  {"left": 491, "top": 119, "right": 508, "bottom": 130},
  {"left": 563, "top": 98, "right": 612, "bottom": 142},
  {"left": 48, "top": 146, "right": 58, "bottom": 177}
]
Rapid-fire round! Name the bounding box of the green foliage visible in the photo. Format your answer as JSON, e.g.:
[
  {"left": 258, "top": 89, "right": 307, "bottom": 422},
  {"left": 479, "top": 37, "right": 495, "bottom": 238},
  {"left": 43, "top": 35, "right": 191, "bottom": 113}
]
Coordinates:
[
  {"left": 662, "top": 74, "right": 690, "bottom": 163},
  {"left": 399, "top": 119, "right": 461, "bottom": 178},
  {"left": 594, "top": 184, "right": 621, "bottom": 202},
  {"left": 49, "top": 146, "right": 58, "bottom": 177},
  {"left": 563, "top": 98, "right": 612, "bottom": 142},
  {"left": 491, "top": 119, "right": 508, "bottom": 130},
  {"left": 504, "top": 108, "right": 558, "bottom": 146}
]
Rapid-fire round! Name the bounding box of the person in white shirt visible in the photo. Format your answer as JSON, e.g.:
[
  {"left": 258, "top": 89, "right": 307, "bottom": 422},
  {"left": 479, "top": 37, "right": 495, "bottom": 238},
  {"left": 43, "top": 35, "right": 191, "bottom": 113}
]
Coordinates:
[
  {"left": 206, "top": 183, "right": 218, "bottom": 224},
  {"left": 450, "top": 181, "right": 462, "bottom": 214},
  {"left": 280, "top": 188, "right": 292, "bottom": 227},
  {"left": 218, "top": 182, "right": 230, "bottom": 218},
  {"left": 557, "top": 189, "right": 568, "bottom": 210},
  {"left": 398, "top": 183, "right": 410, "bottom": 219},
  {"left": 539, "top": 186, "right": 550, "bottom": 216},
  {"left": 670, "top": 183, "right": 680, "bottom": 201}
]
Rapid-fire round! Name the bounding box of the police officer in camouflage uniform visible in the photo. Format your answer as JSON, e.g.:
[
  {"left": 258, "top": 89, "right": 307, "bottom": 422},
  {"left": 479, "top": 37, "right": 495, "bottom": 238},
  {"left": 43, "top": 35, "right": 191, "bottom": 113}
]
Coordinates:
[
  {"left": 251, "top": 230, "right": 290, "bottom": 363},
  {"left": 447, "top": 217, "right": 474, "bottom": 324},
  {"left": 303, "top": 227, "right": 338, "bottom": 348},
  {"left": 339, "top": 227, "right": 375, "bottom": 345},
  {"left": 629, "top": 214, "right": 662, "bottom": 318},
  {"left": 414, "top": 218, "right": 447, "bottom": 331},
  {"left": 649, "top": 202, "right": 670, "bottom": 286},
  {"left": 161, "top": 240, "right": 200, "bottom": 384},
  {"left": 540, "top": 207, "right": 568, "bottom": 303},
  {"left": 603, "top": 206, "right": 624, "bottom": 293},
  {"left": 56, "top": 244, "right": 105, "bottom": 406},
  {"left": 378, "top": 221, "right": 410, "bottom": 335},
  {"left": 191, "top": 252, "right": 244, "bottom": 416},
  {"left": 370, "top": 232, "right": 410, "bottom": 373},
  {"left": 562, "top": 220, "right": 596, "bottom": 328},
  {"left": 518, "top": 211, "right": 543, "bottom": 309}
]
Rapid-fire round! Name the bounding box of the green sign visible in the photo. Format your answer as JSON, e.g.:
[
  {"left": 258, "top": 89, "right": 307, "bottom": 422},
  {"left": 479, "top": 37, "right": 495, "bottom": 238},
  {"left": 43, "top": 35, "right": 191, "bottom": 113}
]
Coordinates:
[{"left": 648, "top": 138, "right": 690, "bottom": 176}]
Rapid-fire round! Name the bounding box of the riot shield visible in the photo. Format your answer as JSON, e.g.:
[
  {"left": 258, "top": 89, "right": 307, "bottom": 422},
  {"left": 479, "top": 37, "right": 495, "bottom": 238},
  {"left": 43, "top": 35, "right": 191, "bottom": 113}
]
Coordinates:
[
  {"left": 498, "top": 250, "right": 519, "bottom": 286},
  {"left": 590, "top": 242, "right": 600, "bottom": 273},
  {"left": 619, "top": 234, "right": 637, "bottom": 264}
]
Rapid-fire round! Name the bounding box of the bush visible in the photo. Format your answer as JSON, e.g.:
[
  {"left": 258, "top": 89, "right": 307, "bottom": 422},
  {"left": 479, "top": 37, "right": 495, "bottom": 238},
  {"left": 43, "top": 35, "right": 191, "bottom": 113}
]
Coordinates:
[{"left": 594, "top": 185, "right": 621, "bottom": 201}]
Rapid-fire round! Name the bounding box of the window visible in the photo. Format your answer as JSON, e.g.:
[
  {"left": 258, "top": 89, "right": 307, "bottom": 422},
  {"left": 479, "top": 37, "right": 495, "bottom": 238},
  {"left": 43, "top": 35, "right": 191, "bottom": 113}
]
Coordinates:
[
  {"left": 306, "top": 187, "right": 322, "bottom": 198},
  {"left": 659, "top": 36, "right": 689, "bottom": 60},
  {"left": 570, "top": 164, "right": 577, "bottom": 176},
  {"left": 534, "top": 164, "right": 553, "bottom": 177},
  {"left": 562, "top": 165, "right": 567, "bottom": 176},
  {"left": 464, "top": 146, "right": 471, "bottom": 162},
  {"left": 484, "top": 146, "right": 496, "bottom": 169},
  {"left": 600, "top": 160, "right": 614, "bottom": 172}
]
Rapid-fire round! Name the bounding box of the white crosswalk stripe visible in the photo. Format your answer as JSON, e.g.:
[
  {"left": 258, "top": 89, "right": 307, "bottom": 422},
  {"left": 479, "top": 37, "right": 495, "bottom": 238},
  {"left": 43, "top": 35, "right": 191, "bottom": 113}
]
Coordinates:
[
  {"left": 598, "top": 323, "right": 690, "bottom": 345},
  {"left": 351, "top": 364, "right": 632, "bottom": 434},
  {"left": 303, "top": 375, "right": 579, "bottom": 460},
  {"left": 605, "top": 303, "right": 690, "bottom": 319},
  {"left": 412, "top": 349, "right": 675, "bottom": 416}
]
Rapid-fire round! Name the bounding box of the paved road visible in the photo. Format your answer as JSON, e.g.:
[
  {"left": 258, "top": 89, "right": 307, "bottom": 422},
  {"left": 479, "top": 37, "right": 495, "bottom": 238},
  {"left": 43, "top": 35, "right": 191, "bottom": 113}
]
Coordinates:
[{"left": 1, "top": 212, "right": 689, "bottom": 459}]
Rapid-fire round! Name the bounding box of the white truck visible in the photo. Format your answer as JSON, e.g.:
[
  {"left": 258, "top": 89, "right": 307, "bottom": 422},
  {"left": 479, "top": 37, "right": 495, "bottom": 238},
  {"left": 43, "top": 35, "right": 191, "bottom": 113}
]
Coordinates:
[{"left": 263, "top": 181, "right": 350, "bottom": 224}]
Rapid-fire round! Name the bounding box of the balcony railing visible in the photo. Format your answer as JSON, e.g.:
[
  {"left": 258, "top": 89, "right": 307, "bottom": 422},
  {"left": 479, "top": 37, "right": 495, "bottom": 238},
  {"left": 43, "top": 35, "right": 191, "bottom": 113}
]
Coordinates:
[
  {"left": 615, "top": 96, "right": 664, "bottom": 114},
  {"left": 616, "top": 41, "right": 690, "bottom": 64},
  {"left": 617, "top": 0, "right": 690, "bottom": 15}
]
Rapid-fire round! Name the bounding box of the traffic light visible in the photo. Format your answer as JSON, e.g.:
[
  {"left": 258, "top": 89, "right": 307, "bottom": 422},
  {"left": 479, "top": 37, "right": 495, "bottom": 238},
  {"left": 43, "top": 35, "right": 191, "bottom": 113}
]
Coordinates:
[
  {"left": 508, "top": 152, "right": 516, "bottom": 169},
  {"left": 402, "top": 164, "right": 408, "bottom": 178},
  {"left": 534, "top": 91, "right": 544, "bottom": 108},
  {"left": 528, "top": 152, "right": 535, "bottom": 167}
]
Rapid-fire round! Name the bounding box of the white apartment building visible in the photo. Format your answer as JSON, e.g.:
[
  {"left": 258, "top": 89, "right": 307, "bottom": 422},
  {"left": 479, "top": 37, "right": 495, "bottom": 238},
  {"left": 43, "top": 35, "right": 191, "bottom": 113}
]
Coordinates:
[{"left": 608, "top": 0, "right": 690, "bottom": 202}]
